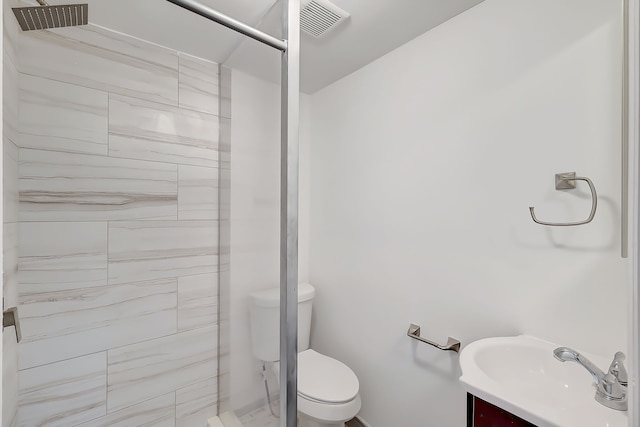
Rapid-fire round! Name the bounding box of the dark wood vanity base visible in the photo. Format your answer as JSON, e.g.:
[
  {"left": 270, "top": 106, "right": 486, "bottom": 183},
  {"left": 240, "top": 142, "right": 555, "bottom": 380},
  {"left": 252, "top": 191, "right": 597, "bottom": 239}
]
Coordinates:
[{"left": 467, "top": 394, "right": 537, "bottom": 427}]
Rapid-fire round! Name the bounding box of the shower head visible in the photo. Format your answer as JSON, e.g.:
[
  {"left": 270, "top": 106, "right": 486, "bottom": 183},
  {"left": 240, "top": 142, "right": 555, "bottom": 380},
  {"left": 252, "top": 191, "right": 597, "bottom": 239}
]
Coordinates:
[{"left": 12, "top": 0, "right": 88, "bottom": 31}]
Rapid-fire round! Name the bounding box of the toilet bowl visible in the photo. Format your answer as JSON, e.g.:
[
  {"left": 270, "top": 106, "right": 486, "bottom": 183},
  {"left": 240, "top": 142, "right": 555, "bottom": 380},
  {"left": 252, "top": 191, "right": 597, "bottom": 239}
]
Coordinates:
[
  {"left": 249, "top": 284, "right": 361, "bottom": 426},
  {"left": 273, "top": 349, "right": 361, "bottom": 427}
]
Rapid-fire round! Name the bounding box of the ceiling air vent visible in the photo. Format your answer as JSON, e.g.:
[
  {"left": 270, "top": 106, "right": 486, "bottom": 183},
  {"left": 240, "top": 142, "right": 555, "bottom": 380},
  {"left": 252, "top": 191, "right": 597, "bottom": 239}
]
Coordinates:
[{"left": 300, "top": 0, "right": 350, "bottom": 39}]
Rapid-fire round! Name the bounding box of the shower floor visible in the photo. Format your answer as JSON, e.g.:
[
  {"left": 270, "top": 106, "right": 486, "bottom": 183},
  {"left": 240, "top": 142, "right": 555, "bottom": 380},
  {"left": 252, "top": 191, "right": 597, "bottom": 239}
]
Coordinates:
[
  {"left": 237, "top": 403, "right": 364, "bottom": 427},
  {"left": 237, "top": 404, "right": 279, "bottom": 427}
]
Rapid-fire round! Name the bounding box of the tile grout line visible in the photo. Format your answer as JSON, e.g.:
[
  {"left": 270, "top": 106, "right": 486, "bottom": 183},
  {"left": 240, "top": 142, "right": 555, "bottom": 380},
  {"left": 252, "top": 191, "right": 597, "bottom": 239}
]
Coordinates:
[
  {"left": 106, "top": 220, "right": 110, "bottom": 285},
  {"left": 19, "top": 219, "right": 221, "bottom": 224},
  {"left": 177, "top": 53, "right": 181, "bottom": 111},
  {"left": 176, "top": 273, "right": 180, "bottom": 336},
  {"left": 104, "top": 348, "right": 109, "bottom": 420},
  {"left": 78, "top": 392, "right": 177, "bottom": 424},
  {"left": 20, "top": 143, "right": 192, "bottom": 168},
  {"left": 177, "top": 164, "right": 181, "bottom": 221},
  {"left": 216, "top": 63, "right": 226, "bottom": 417},
  {"left": 18, "top": 349, "right": 108, "bottom": 373},
  {"left": 109, "top": 91, "right": 219, "bottom": 119},
  {"left": 16, "top": 68, "right": 179, "bottom": 108},
  {"left": 107, "top": 90, "right": 111, "bottom": 159}
]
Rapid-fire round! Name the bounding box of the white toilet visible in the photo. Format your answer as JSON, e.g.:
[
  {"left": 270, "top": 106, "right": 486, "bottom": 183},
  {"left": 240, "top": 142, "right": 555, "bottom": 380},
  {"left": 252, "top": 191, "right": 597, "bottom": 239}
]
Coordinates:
[{"left": 249, "top": 283, "right": 361, "bottom": 427}]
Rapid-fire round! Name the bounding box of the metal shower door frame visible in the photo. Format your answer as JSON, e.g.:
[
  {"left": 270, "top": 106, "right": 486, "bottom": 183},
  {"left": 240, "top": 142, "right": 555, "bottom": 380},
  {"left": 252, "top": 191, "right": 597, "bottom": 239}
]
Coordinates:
[
  {"left": 166, "top": 2, "right": 300, "bottom": 426},
  {"left": 628, "top": 0, "right": 640, "bottom": 424}
]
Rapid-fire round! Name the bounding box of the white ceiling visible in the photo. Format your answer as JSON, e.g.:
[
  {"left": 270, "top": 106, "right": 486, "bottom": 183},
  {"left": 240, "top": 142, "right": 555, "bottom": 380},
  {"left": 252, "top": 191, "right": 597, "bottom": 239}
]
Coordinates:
[{"left": 68, "top": 0, "right": 485, "bottom": 93}]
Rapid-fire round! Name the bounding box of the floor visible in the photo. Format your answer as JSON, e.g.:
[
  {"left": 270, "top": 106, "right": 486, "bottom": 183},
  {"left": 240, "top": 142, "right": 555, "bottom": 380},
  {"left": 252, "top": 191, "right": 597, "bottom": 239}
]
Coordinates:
[
  {"left": 237, "top": 404, "right": 279, "bottom": 427},
  {"left": 237, "top": 403, "right": 364, "bottom": 427}
]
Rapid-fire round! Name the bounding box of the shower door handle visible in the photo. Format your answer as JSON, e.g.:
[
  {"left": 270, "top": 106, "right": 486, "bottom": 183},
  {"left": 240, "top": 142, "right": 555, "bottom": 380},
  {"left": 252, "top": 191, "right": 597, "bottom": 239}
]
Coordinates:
[{"left": 3, "top": 305, "right": 22, "bottom": 343}]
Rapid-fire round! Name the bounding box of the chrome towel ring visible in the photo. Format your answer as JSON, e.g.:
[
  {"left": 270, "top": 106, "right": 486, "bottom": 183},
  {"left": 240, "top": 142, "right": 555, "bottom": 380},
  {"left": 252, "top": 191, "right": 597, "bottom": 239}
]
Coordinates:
[{"left": 529, "top": 172, "right": 597, "bottom": 226}]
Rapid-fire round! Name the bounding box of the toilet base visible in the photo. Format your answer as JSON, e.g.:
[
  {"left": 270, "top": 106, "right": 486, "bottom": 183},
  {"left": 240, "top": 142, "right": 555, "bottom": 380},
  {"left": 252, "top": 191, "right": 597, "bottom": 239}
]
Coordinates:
[
  {"left": 298, "top": 413, "right": 346, "bottom": 427},
  {"left": 297, "top": 391, "right": 361, "bottom": 427}
]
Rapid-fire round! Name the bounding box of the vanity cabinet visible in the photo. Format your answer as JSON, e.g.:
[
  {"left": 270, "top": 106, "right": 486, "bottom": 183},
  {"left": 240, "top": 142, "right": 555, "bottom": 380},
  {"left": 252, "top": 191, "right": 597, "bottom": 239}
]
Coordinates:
[{"left": 467, "top": 394, "right": 537, "bottom": 427}]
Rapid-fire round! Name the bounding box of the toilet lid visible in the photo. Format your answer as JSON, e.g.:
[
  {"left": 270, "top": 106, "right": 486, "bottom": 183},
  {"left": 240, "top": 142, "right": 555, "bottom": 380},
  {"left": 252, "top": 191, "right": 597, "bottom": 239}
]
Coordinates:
[{"left": 297, "top": 349, "right": 359, "bottom": 404}]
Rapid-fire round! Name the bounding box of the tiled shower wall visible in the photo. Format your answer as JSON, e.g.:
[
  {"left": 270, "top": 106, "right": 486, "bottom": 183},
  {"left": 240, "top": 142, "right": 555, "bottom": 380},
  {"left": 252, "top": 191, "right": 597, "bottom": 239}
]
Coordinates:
[
  {"left": 5, "top": 6, "right": 228, "bottom": 426},
  {"left": 3, "top": 1, "right": 21, "bottom": 426}
]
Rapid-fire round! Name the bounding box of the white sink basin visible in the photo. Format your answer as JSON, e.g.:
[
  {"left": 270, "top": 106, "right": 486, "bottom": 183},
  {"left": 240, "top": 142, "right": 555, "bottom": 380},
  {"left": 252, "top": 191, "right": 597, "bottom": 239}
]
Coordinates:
[{"left": 459, "top": 335, "right": 628, "bottom": 427}]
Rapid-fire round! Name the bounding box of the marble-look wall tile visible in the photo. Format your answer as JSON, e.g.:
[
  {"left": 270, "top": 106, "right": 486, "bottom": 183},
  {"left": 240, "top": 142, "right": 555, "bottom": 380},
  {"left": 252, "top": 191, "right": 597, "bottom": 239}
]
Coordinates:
[
  {"left": 18, "top": 24, "right": 178, "bottom": 105},
  {"left": 19, "top": 148, "right": 178, "bottom": 221},
  {"left": 19, "top": 74, "right": 109, "bottom": 155},
  {"left": 2, "top": 225, "right": 19, "bottom": 427},
  {"left": 4, "top": 139, "right": 19, "bottom": 223},
  {"left": 18, "top": 352, "right": 107, "bottom": 427},
  {"left": 19, "top": 278, "right": 177, "bottom": 370},
  {"left": 109, "top": 94, "right": 219, "bottom": 167},
  {"left": 179, "top": 53, "right": 219, "bottom": 115},
  {"left": 218, "top": 66, "right": 231, "bottom": 164},
  {"left": 3, "top": 25, "right": 20, "bottom": 423},
  {"left": 76, "top": 393, "right": 175, "bottom": 427},
  {"left": 217, "top": 66, "right": 232, "bottom": 414},
  {"left": 3, "top": 331, "right": 19, "bottom": 427},
  {"left": 178, "top": 165, "right": 219, "bottom": 220},
  {"left": 4, "top": 53, "right": 19, "bottom": 145},
  {"left": 217, "top": 268, "right": 231, "bottom": 413},
  {"left": 218, "top": 167, "right": 230, "bottom": 230},
  {"left": 3, "top": 222, "right": 18, "bottom": 427},
  {"left": 176, "top": 377, "right": 218, "bottom": 427},
  {"left": 107, "top": 326, "right": 217, "bottom": 412},
  {"left": 219, "top": 117, "right": 231, "bottom": 171},
  {"left": 219, "top": 65, "right": 232, "bottom": 119},
  {"left": 19, "top": 222, "right": 107, "bottom": 293},
  {"left": 109, "top": 221, "right": 218, "bottom": 285},
  {"left": 3, "top": 0, "right": 20, "bottom": 73},
  {"left": 3, "top": 222, "right": 19, "bottom": 308},
  {"left": 178, "top": 273, "right": 218, "bottom": 332},
  {"left": 12, "top": 16, "right": 224, "bottom": 425}
]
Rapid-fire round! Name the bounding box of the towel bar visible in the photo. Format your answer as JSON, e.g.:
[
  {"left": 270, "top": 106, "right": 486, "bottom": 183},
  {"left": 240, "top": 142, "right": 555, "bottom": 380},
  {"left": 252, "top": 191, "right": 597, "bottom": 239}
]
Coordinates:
[{"left": 407, "top": 323, "right": 460, "bottom": 352}]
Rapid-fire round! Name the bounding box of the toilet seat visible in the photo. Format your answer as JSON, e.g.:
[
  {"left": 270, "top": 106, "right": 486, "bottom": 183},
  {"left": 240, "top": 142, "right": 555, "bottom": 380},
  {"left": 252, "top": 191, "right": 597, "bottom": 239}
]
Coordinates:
[{"left": 297, "top": 349, "right": 359, "bottom": 404}]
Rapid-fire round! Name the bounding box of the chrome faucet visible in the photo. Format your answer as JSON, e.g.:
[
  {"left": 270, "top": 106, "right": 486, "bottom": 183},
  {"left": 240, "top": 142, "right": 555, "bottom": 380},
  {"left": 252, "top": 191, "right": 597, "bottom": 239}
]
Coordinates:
[
  {"left": 608, "top": 351, "right": 628, "bottom": 387},
  {"left": 553, "top": 347, "right": 627, "bottom": 411}
]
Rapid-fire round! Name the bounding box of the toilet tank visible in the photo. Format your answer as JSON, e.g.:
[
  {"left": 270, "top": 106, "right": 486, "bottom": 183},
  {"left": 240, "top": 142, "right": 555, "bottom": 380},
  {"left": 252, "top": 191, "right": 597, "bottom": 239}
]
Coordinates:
[{"left": 249, "top": 283, "right": 315, "bottom": 362}]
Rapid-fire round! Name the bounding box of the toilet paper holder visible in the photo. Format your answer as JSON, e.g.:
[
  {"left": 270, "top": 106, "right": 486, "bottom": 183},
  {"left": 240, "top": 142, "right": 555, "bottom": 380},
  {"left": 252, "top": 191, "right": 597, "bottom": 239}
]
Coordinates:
[{"left": 407, "top": 323, "right": 460, "bottom": 353}]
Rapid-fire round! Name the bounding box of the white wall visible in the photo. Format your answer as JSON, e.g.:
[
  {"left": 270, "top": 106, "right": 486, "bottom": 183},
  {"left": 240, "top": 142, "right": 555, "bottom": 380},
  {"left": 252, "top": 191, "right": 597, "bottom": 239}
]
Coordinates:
[
  {"left": 228, "top": 69, "right": 311, "bottom": 411},
  {"left": 308, "top": 0, "right": 627, "bottom": 426}
]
